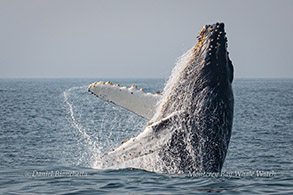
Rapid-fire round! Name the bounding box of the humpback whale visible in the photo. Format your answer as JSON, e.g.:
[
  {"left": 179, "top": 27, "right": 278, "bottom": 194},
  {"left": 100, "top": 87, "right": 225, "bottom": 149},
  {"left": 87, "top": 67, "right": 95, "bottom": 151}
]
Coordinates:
[{"left": 88, "top": 23, "right": 234, "bottom": 174}]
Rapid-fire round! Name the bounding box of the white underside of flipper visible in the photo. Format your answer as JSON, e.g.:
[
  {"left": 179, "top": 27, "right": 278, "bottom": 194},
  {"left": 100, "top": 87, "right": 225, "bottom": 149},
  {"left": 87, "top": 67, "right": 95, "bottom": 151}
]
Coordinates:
[{"left": 88, "top": 81, "right": 162, "bottom": 120}]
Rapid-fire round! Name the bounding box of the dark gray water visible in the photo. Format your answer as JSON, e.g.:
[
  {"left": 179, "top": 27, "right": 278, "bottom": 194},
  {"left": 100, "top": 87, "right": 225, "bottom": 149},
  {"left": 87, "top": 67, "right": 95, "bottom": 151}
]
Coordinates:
[{"left": 0, "top": 78, "right": 292, "bottom": 194}]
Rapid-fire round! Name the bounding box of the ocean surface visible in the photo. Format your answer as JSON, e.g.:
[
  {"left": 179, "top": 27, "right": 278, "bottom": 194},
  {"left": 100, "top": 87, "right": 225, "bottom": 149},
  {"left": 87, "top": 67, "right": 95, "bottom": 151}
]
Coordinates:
[{"left": 0, "top": 78, "right": 292, "bottom": 194}]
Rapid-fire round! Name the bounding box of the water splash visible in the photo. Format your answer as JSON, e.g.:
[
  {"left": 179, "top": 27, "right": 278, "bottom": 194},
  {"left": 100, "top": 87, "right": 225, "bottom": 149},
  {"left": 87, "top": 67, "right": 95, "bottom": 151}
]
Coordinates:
[
  {"left": 63, "top": 87, "right": 92, "bottom": 141},
  {"left": 63, "top": 86, "right": 102, "bottom": 166},
  {"left": 63, "top": 85, "right": 146, "bottom": 168},
  {"left": 151, "top": 49, "right": 193, "bottom": 122}
]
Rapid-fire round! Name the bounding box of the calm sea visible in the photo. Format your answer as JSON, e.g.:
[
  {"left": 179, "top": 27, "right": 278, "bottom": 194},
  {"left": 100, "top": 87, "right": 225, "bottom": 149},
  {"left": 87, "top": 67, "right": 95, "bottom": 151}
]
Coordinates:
[{"left": 0, "top": 78, "right": 292, "bottom": 194}]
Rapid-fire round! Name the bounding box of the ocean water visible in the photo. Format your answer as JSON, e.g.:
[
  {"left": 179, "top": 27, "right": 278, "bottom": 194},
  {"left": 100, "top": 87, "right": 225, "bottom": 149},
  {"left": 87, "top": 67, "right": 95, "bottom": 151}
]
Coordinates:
[{"left": 0, "top": 78, "right": 292, "bottom": 194}]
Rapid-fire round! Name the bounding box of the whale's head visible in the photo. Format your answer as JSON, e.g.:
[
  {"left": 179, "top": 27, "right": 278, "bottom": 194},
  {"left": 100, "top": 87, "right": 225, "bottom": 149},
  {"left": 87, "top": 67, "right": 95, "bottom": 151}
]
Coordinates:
[
  {"left": 195, "top": 23, "right": 234, "bottom": 86},
  {"left": 157, "top": 22, "right": 234, "bottom": 119},
  {"left": 153, "top": 22, "right": 234, "bottom": 173}
]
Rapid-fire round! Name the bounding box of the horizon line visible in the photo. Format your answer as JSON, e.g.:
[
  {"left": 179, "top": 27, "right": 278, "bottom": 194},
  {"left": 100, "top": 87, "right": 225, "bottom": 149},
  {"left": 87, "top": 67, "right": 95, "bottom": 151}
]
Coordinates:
[{"left": 0, "top": 77, "right": 293, "bottom": 80}]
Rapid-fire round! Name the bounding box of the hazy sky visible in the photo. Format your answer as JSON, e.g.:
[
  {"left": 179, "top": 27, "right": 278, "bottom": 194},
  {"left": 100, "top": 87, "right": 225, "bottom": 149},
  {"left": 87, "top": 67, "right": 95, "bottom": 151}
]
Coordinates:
[{"left": 0, "top": 0, "right": 292, "bottom": 78}]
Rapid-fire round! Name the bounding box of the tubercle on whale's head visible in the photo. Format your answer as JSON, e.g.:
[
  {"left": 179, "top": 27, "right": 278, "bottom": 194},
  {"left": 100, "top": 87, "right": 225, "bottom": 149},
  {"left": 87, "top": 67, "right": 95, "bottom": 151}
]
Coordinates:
[{"left": 193, "top": 22, "right": 234, "bottom": 86}]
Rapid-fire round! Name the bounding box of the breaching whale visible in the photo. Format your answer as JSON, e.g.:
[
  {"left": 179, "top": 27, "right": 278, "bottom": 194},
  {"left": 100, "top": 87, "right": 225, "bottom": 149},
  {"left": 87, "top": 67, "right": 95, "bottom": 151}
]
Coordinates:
[{"left": 88, "top": 23, "right": 234, "bottom": 174}]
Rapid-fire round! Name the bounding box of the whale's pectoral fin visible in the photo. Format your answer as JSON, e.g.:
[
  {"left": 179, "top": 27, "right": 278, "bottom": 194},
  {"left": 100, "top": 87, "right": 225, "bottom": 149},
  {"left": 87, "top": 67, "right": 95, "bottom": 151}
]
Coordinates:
[
  {"left": 98, "top": 111, "right": 184, "bottom": 167},
  {"left": 88, "top": 81, "right": 162, "bottom": 120}
]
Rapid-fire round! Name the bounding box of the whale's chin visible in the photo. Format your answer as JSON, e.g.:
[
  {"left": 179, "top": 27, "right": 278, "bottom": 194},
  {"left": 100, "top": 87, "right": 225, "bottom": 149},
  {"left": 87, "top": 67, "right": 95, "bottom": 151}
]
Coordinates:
[{"left": 88, "top": 22, "right": 234, "bottom": 174}]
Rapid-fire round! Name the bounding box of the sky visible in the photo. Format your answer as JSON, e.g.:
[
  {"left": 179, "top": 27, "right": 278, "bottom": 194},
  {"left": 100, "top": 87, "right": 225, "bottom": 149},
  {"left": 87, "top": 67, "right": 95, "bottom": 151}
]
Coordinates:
[{"left": 0, "top": 0, "right": 292, "bottom": 79}]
